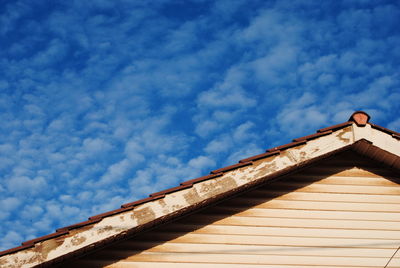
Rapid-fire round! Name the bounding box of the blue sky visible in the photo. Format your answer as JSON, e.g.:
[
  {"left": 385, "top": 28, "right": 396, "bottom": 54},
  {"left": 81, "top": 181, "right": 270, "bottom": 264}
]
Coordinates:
[{"left": 1, "top": 0, "right": 400, "bottom": 250}]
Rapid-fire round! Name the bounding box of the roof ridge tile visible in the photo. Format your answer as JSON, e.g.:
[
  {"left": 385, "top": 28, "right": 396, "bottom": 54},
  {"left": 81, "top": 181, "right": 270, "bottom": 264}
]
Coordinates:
[
  {"left": 292, "top": 130, "right": 333, "bottom": 142},
  {"left": 180, "top": 173, "right": 223, "bottom": 186},
  {"left": 267, "top": 140, "right": 307, "bottom": 152},
  {"left": 149, "top": 184, "right": 193, "bottom": 197},
  {"left": 317, "top": 121, "right": 352, "bottom": 133},
  {"left": 210, "top": 161, "right": 252, "bottom": 174},
  {"left": 21, "top": 230, "right": 69, "bottom": 246},
  {"left": 56, "top": 218, "right": 102, "bottom": 232},
  {"left": 120, "top": 195, "right": 165, "bottom": 209},
  {"left": 370, "top": 123, "right": 400, "bottom": 137},
  {"left": 238, "top": 151, "right": 280, "bottom": 163}
]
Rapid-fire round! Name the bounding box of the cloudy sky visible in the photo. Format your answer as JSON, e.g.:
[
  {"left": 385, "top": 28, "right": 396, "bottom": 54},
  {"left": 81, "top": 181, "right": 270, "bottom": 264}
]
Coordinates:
[{"left": 1, "top": 0, "right": 400, "bottom": 250}]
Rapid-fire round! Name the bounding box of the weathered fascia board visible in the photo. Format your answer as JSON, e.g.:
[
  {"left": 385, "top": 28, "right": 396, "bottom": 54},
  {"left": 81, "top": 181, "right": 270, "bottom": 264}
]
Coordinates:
[
  {"left": 353, "top": 124, "right": 400, "bottom": 157},
  {"left": 1, "top": 126, "right": 356, "bottom": 268}
]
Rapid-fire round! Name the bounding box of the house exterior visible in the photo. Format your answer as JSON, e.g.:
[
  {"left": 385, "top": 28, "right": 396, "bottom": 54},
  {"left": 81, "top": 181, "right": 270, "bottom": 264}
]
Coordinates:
[{"left": 1, "top": 111, "right": 400, "bottom": 267}]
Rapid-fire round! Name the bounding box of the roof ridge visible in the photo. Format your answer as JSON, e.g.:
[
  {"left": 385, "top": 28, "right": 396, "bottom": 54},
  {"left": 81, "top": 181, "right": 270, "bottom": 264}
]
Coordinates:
[
  {"left": 2, "top": 110, "right": 399, "bottom": 260},
  {"left": 0, "top": 118, "right": 354, "bottom": 257}
]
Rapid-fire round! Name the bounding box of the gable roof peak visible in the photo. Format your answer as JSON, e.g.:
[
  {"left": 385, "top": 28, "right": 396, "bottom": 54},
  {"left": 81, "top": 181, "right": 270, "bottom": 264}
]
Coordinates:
[{"left": 348, "top": 111, "right": 371, "bottom": 126}]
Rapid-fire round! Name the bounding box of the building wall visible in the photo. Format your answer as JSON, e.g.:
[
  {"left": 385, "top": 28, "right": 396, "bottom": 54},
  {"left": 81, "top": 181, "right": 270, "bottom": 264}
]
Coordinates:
[{"left": 65, "top": 151, "right": 400, "bottom": 268}]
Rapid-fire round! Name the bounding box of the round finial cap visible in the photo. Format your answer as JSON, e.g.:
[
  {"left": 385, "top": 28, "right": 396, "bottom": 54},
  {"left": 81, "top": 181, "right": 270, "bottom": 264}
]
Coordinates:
[{"left": 349, "top": 111, "right": 370, "bottom": 126}]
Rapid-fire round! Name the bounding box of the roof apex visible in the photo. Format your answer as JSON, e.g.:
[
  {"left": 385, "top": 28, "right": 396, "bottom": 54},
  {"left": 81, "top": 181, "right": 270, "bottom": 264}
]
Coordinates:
[{"left": 349, "top": 111, "right": 371, "bottom": 126}]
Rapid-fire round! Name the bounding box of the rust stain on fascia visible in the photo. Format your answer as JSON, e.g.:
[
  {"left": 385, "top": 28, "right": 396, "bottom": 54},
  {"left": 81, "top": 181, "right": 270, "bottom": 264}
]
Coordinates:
[
  {"left": 158, "top": 199, "right": 168, "bottom": 208},
  {"left": 97, "top": 225, "right": 113, "bottom": 235},
  {"left": 197, "top": 176, "right": 238, "bottom": 199},
  {"left": 183, "top": 188, "right": 202, "bottom": 204},
  {"left": 132, "top": 207, "right": 156, "bottom": 225},
  {"left": 336, "top": 126, "right": 352, "bottom": 143},
  {"left": 71, "top": 236, "right": 86, "bottom": 246},
  {"left": 22, "top": 237, "right": 64, "bottom": 267}
]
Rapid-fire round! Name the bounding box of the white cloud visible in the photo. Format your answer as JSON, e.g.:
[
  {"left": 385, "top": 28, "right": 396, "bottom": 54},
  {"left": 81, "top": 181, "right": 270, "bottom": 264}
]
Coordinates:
[
  {"left": 7, "top": 176, "right": 47, "bottom": 195},
  {"left": 1, "top": 231, "right": 23, "bottom": 251},
  {"left": 388, "top": 118, "right": 400, "bottom": 132},
  {"left": 194, "top": 120, "right": 219, "bottom": 137},
  {"left": 188, "top": 155, "right": 215, "bottom": 170},
  {"left": 99, "top": 159, "right": 131, "bottom": 185},
  {"left": 204, "top": 135, "right": 233, "bottom": 155},
  {"left": 233, "top": 121, "right": 255, "bottom": 142},
  {"left": 0, "top": 197, "right": 21, "bottom": 212},
  {"left": 81, "top": 137, "right": 113, "bottom": 154}
]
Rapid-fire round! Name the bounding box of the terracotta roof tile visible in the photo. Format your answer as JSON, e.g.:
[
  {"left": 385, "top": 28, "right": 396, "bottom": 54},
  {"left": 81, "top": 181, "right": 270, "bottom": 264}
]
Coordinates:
[
  {"left": 120, "top": 195, "right": 165, "bottom": 208},
  {"left": 370, "top": 123, "right": 400, "bottom": 137},
  {"left": 149, "top": 184, "right": 193, "bottom": 197},
  {"left": 180, "top": 173, "right": 223, "bottom": 186},
  {"left": 88, "top": 207, "right": 134, "bottom": 220},
  {"left": 292, "top": 130, "right": 333, "bottom": 142},
  {"left": 210, "top": 161, "right": 252, "bottom": 174},
  {"left": 56, "top": 218, "right": 102, "bottom": 232},
  {"left": 21, "top": 230, "right": 69, "bottom": 246},
  {"left": 0, "top": 245, "right": 33, "bottom": 257},
  {"left": 317, "top": 121, "right": 352, "bottom": 133},
  {"left": 238, "top": 151, "right": 280, "bottom": 163},
  {"left": 267, "top": 140, "right": 307, "bottom": 152},
  {"left": 349, "top": 111, "right": 370, "bottom": 126}
]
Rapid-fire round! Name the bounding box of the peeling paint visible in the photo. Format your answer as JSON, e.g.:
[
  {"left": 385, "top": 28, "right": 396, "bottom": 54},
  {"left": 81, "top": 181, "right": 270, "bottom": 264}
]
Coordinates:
[
  {"left": 336, "top": 128, "right": 351, "bottom": 142},
  {"left": 159, "top": 199, "right": 168, "bottom": 208},
  {"left": 183, "top": 189, "right": 202, "bottom": 204},
  {"left": 97, "top": 226, "right": 113, "bottom": 235},
  {"left": 253, "top": 161, "right": 278, "bottom": 179},
  {"left": 132, "top": 207, "right": 156, "bottom": 225},
  {"left": 0, "top": 259, "right": 7, "bottom": 266},
  {"left": 71, "top": 236, "right": 86, "bottom": 246}
]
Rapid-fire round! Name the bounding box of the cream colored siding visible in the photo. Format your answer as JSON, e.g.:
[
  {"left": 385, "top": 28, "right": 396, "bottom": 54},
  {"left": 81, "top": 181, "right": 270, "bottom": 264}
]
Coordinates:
[{"left": 68, "top": 152, "right": 400, "bottom": 267}]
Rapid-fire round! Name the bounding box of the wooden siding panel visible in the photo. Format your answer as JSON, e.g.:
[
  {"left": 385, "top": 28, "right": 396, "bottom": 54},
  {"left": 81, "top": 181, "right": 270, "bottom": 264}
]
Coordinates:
[
  {"left": 227, "top": 199, "right": 400, "bottom": 212},
  {"left": 251, "top": 191, "right": 400, "bottom": 204},
  {"left": 76, "top": 260, "right": 381, "bottom": 268},
  {"left": 144, "top": 232, "right": 399, "bottom": 248},
  {"left": 113, "top": 252, "right": 399, "bottom": 266},
  {"left": 163, "top": 224, "right": 400, "bottom": 239},
  {"left": 205, "top": 208, "right": 400, "bottom": 221},
  {"left": 72, "top": 155, "right": 400, "bottom": 267},
  {"left": 265, "top": 182, "right": 400, "bottom": 195},
  {"left": 117, "top": 242, "right": 398, "bottom": 257}
]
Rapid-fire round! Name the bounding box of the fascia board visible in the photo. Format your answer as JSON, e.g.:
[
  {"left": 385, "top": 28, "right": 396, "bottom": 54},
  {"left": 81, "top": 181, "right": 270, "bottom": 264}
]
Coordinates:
[{"left": 353, "top": 124, "right": 400, "bottom": 157}]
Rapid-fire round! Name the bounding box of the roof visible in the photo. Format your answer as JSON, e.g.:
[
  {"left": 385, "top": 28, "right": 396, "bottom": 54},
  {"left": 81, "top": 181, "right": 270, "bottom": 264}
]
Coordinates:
[{"left": 1, "top": 111, "right": 400, "bottom": 267}]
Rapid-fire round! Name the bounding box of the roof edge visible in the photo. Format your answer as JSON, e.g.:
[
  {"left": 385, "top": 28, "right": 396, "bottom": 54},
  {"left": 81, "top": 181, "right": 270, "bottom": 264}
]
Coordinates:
[
  {"left": 38, "top": 139, "right": 394, "bottom": 267},
  {"left": 1, "top": 112, "right": 399, "bottom": 266}
]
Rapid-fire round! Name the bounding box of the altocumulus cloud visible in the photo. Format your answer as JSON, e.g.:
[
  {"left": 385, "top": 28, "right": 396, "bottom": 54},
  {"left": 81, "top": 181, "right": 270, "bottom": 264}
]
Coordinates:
[{"left": 0, "top": 0, "right": 399, "bottom": 250}]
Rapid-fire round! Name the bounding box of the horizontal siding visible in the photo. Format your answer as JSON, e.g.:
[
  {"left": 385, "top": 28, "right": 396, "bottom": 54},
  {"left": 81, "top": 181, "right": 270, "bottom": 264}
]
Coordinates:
[
  {"left": 75, "top": 260, "right": 388, "bottom": 268},
  {"left": 142, "top": 232, "right": 400, "bottom": 248},
  {"left": 262, "top": 182, "right": 400, "bottom": 195},
  {"left": 205, "top": 208, "right": 400, "bottom": 221},
  {"left": 250, "top": 191, "right": 400, "bottom": 204},
  {"left": 226, "top": 199, "right": 400, "bottom": 212},
  {"left": 114, "top": 242, "right": 398, "bottom": 257},
  {"left": 93, "top": 252, "right": 400, "bottom": 266},
  {"left": 69, "top": 153, "right": 400, "bottom": 268},
  {"left": 184, "top": 215, "right": 400, "bottom": 230},
  {"left": 161, "top": 224, "right": 400, "bottom": 239}
]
